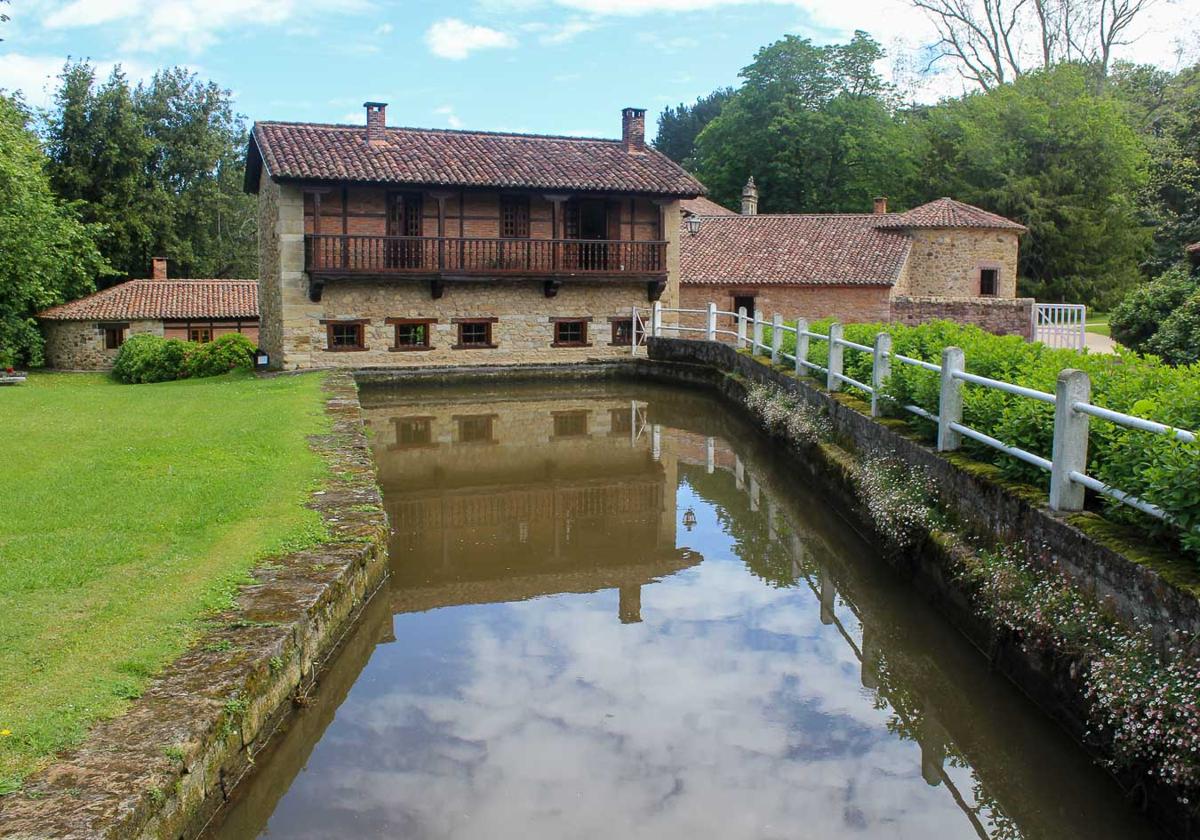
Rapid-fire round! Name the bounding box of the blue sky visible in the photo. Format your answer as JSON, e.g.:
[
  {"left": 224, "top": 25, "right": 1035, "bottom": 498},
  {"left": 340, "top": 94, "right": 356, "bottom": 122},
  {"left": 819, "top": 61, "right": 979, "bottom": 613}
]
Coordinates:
[{"left": 1, "top": 0, "right": 1195, "bottom": 139}]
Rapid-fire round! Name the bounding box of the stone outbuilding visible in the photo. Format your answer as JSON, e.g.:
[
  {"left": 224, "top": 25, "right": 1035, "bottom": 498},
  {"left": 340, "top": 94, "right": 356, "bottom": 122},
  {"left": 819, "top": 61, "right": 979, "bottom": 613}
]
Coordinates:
[
  {"left": 679, "top": 184, "right": 1034, "bottom": 338},
  {"left": 37, "top": 258, "right": 259, "bottom": 370}
]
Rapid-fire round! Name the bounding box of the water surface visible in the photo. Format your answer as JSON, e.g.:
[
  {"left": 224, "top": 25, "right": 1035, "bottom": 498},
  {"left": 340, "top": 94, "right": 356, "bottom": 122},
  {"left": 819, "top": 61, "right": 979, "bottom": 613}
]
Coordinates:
[{"left": 208, "top": 381, "right": 1156, "bottom": 840}]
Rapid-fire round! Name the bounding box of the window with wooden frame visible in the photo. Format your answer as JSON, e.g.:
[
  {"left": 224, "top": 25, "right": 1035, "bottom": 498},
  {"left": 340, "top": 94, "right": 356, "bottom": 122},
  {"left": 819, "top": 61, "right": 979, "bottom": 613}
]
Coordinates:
[
  {"left": 500, "top": 195, "right": 530, "bottom": 239},
  {"left": 453, "top": 318, "right": 497, "bottom": 349},
  {"left": 979, "top": 267, "right": 999, "bottom": 296},
  {"left": 189, "top": 327, "right": 212, "bottom": 343},
  {"left": 101, "top": 324, "right": 127, "bottom": 350},
  {"left": 388, "top": 318, "right": 435, "bottom": 351},
  {"left": 610, "top": 318, "right": 633, "bottom": 346},
  {"left": 551, "top": 317, "right": 590, "bottom": 348},
  {"left": 455, "top": 414, "right": 497, "bottom": 444},
  {"left": 323, "top": 320, "right": 368, "bottom": 351},
  {"left": 392, "top": 416, "right": 435, "bottom": 449},
  {"left": 552, "top": 410, "right": 589, "bottom": 438}
]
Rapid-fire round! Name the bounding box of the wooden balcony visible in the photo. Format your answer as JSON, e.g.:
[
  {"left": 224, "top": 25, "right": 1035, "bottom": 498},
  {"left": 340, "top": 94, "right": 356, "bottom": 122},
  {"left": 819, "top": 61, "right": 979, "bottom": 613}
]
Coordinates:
[{"left": 304, "top": 234, "right": 668, "bottom": 301}]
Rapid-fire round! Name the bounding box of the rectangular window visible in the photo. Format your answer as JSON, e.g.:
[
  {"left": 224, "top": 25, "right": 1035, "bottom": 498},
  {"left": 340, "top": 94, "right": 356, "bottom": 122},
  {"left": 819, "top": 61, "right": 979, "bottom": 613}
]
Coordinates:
[
  {"left": 733, "top": 295, "right": 756, "bottom": 319},
  {"left": 325, "top": 321, "right": 367, "bottom": 351},
  {"left": 980, "top": 268, "right": 999, "bottom": 296},
  {"left": 609, "top": 407, "right": 633, "bottom": 436},
  {"left": 189, "top": 328, "right": 212, "bottom": 344},
  {"left": 102, "top": 325, "right": 126, "bottom": 350},
  {"left": 393, "top": 417, "right": 434, "bottom": 449},
  {"left": 552, "top": 319, "right": 588, "bottom": 347},
  {"left": 500, "top": 195, "right": 530, "bottom": 239},
  {"left": 389, "top": 318, "right": 435, "bottom": 351},
  {"left": 455, "top": 414, "right": 496, "bottom": 444},
  {"left": 553, "top": 410, "right": 589, "bottom": 438},
  {"left": 454, "top": 319, "right": 496, "bottom": 349},
  {"left": 610, "top": 318, "right": 633, "bottom": 346}
]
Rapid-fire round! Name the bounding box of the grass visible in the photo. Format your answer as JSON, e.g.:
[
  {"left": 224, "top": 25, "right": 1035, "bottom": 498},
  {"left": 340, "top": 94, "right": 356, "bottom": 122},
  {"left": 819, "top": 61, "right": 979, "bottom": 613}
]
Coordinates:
[
  {"left": 0, "top": 370, "right": 330, "bottom": 794},
  {"left": 1085, "top": 312, "right": 1111, "bottom": 336}
]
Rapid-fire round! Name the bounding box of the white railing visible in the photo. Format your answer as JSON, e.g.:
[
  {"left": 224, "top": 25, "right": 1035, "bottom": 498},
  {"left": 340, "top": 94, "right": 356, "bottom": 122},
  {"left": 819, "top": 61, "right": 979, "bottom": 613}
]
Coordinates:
[
  {"left": 632, "top": 302, "right": 1196, "bottom": 531},
  {"left": 1034, "top": 303, "right": 1087, "bottom": 350}
]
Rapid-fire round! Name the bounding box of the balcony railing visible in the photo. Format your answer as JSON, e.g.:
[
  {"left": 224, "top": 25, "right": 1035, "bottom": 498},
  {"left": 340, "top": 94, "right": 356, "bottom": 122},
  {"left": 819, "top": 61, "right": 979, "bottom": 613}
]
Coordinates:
[{"left": 305, "top": 234, "right": 667, "bottom": 277}]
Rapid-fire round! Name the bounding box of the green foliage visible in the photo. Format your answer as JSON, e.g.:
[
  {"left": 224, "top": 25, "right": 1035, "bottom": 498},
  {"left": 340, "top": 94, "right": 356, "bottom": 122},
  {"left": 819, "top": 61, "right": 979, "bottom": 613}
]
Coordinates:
[
  {"left": 0, "top": 94, "right": 109, "bottom": 366},
  {"left": 653, "top": 88, "right": 733, "bottom": 166},
  {"left": 1109, "top": 265, "right": 1199, "bottom": 351},
  {"left": 690, "top": 32, "right": 921, "bottom": 214},
  {"left": 758, "top": 318, "right": 1200, "bottom": 559},
  {"left": 1145, "top": 291, "right": 1200, "bottom": 366},
  {"left": 111, "top": 334, "right": 190, "bottom": 384},
  {"left": 43, "top": 62, "right": 256, "bottom": 284},
  {"left": 180, "top": 333, "right": 255, "bottom": 379}
]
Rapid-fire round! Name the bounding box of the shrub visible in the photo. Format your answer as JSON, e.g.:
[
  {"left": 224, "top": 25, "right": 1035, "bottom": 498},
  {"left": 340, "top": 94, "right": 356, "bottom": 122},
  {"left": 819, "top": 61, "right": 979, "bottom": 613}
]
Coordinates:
[
  {"left": 180, "top": 333, "right": 256, "bottom": 379},
  {"left": 1144, "top": 290, "right": 1200, "bottom": 366},
  {"left": 112, "top": 335, "right": 191, "bottom": 384},
  {"left": 1110, "top": 265, "right": 1199, "bottom": 353}
]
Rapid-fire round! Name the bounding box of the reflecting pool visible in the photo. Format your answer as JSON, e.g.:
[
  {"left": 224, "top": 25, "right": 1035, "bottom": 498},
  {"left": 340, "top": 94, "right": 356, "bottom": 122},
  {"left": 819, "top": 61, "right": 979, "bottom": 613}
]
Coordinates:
[{"left": 207, "top": 381, "right": 1156, "bottom": 840}]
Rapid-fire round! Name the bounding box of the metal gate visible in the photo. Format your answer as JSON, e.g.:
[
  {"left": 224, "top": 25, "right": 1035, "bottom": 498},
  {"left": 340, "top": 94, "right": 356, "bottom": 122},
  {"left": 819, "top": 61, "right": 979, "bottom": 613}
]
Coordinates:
[{"left": 1034, "top": 303, "right": 1087, "bottom": 350}]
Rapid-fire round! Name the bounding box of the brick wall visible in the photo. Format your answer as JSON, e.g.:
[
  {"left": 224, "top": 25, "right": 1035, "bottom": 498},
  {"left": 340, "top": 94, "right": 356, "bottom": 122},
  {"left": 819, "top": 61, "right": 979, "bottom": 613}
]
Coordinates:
[
  {"left": 890, "top": 295, "right": 1034, "bottom": 339},
  {"left": 678, "top": 284, "right": 892, "bottom": 335},
  {"left": 41, "top": 319, "right": 163, "bottom": 370}
]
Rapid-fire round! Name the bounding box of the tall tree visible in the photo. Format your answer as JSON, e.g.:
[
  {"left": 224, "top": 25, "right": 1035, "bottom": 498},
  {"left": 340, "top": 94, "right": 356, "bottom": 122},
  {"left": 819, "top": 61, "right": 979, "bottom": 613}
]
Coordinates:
[
  {"left": 690, "top": 32, "right": 921, "bottom": 214},
  {"left": 915, "top": 63, "right": 1149, "bottom": 305},
  {"left": 0, "top": 95, "right": 110, "bottom": 366},
  {"left": 653, "top": 88, "right": 733, "bottom": 165},
  {"left": 42, "top": 61, "right": 257, "bottom": 284}
]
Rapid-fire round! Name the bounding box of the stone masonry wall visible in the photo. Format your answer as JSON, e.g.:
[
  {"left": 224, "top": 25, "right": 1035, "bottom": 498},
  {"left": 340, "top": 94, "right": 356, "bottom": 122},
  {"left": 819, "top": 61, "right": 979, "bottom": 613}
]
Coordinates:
[
  {"left": 896, "top": 228, "right": 1019, "bottom": 297},
  {"left": 41, "top": 319, "right": 163, "bottom": 370},
  {"left": 256, "top": 169, "right": 286, "bottom": 365},
  {"left": 891, "top": 295, "right": 1034, "bottom": 339}
]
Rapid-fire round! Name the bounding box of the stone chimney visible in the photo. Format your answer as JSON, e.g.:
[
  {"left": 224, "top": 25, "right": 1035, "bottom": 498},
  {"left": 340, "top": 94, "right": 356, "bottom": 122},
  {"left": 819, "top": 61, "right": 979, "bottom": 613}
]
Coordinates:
[
  {"left": 873, "top": 196, "right": 888, "bottom": 215},
  {"left": 621, "top": 107, "right": 646, "bottom": 153},
  {"left": 741, "top": 177, "right": 758, "bottom": 215},
  {"left": 364, "top": 101, "right": 388, "bottom": 145},
  {"left": 151, "top": 257, "right": 168, "bottom": 280}
]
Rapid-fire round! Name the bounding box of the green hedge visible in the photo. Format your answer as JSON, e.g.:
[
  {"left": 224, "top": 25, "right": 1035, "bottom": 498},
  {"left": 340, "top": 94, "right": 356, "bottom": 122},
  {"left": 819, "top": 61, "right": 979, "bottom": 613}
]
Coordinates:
[
  {"left": 757, "top": 319, "right": 1200, "bottom": 559},
  {"left": 113, "top": 333, "right": 255, "bottom": 384}
]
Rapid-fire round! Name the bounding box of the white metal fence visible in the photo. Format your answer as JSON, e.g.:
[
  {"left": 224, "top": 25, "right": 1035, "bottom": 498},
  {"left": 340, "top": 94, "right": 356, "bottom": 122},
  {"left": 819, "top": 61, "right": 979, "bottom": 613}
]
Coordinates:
[
  {"left": 632, "top": 302, "right": 1196, "bottom": 531},
  {"left": 1034, "top": 303, "right": 1087, "bottom": 350}
]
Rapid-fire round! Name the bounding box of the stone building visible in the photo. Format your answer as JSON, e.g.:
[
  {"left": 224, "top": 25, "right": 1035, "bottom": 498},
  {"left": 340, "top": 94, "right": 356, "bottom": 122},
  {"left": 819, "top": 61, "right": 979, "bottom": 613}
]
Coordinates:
[
  {"left": 245, "top": 103, "right": 703, "bottom": 370},
  {"left": 37, "top": 258, "right": 259, "bottom": 370},
  {"left": 678, "top": 182, "right": 1033, "bottom": 337}
]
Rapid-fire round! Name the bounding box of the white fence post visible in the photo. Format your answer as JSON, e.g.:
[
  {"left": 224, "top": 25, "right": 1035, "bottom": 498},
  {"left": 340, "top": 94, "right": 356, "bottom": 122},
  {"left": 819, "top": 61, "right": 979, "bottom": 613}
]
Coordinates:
[
  {"left": 736, "top": 307, "right": 748, "bottom": 349},
  {"left": 1050, "top": 369, "right": 1091, "bottom": 511},
  {"left": 706, "top": 302, "right": 717, "bottom": 342},
  {"left": 937, "top": 347, "right": 964, "bottom": 452},
  {"left": 871, "top": 332, "right": 891, "bottom": 417},
  {"left": 651, "top": 301, "right": 662, "bottom": 338},
  {"left": 771, "top": 313, "right": 782, "bottom": 365},
  {"left": 630, "top": 307, "right": 639, "bottom": 356},
  {"left": 752, "top": 314, "right": 764, "bottom": 356},
  {"left": 794, "top": 318, "right": 808, "bottom": 376},
  {"left": 706, "top": 436, "right": 715, "bottom": 474},
  {"left": 826, "top": 323, "right": 844, "bottom": 392}
]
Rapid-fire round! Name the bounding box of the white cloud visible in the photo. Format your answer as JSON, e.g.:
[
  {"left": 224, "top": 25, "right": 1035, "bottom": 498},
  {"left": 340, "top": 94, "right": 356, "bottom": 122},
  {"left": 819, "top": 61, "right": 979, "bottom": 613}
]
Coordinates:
[
  {"left": 434, "top": 104, "right": 464, "bottom": 129},
  {"left": 40, "top": 0, "right": 369, "bottom": 54},
  {"left": 374, "top": 21, "right": 393, "bottom": 35},
  {"left": 424, "top": 18, "right": 517, "bottom": 60},
  {"left": 539, "top": 18, "right": 597, "bottom": 44},
  {"left": 0, "top": 53, "right": 152, "bottom": 107}
]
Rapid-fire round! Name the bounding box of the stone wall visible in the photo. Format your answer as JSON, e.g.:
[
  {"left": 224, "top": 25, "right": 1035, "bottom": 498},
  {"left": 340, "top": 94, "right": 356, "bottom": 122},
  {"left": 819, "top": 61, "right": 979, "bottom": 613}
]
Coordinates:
[
  {"left": 256, "top": 169, "right": 287, "bottom": 365},
  {"left": 40, "top": 319, "right": 163, "bottom": 370},
  {"left": 891, "top": 295, "right": 1034, "bottom": 339},
  {"left": 895, "top": 228, "right": 1019, "bottom": 298}
]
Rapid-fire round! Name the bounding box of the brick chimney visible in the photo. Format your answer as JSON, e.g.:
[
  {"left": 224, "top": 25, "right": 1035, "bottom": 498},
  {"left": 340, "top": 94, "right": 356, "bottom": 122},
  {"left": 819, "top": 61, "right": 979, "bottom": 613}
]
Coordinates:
[
  {"left": 364, "top": 101, "right": 388, "bottom": 145},
  {"left": 873, "top": 196, "right": 888, "bottom": 214},
  {"left": 151, "top": 257, "right": 168, "bottom": 279},
  {"left": 741, "top": 176, "right": 758, "bottom": 215},
  {"left": 621, "top": 107, "right": 646, "bottom": 153}
]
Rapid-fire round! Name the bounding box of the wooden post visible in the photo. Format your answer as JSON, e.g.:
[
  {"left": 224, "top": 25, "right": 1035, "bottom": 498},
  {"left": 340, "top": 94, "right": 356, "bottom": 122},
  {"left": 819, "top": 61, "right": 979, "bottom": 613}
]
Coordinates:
[
  {"left": 826, "top": 323, "right": 844, "bottom": 392},
  {"left": 1050, "top": 369, "right": 1091, "bottom": 511},
  {"left": 938, "top": 347, "right": 964, "bottom": 452}
]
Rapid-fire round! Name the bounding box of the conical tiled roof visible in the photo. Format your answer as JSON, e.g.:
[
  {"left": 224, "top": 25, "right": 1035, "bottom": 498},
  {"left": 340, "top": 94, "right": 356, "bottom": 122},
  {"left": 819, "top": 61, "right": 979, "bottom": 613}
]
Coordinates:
[{"left": 874, "top": 198, "right": 1026, "bottom": 232}]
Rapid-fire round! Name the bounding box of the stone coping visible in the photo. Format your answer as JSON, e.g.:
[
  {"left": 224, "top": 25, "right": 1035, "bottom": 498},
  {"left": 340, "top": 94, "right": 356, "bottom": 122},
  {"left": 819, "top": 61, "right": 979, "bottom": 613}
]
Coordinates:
[{"left": 0, "top": 372, "right": 389, "bottom": 840}]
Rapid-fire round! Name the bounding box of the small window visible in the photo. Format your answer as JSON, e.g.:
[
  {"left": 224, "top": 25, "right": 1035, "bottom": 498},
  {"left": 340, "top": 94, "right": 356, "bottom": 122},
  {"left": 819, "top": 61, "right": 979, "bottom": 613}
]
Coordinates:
[
  {"left": 189, "top": 327, "right": 212, "bottom": 344},
  {"left": 454, "top": 319, "right": 495, "bottom": 349},
  {"left": 609, "top": 407, "right": 632, "bottom": 436},
  {"left": 553, "top": 410, "right": 589, "bottom": 438},
  {"left": 390, "top": 319, "right": 434, "bottom": 351},
  {"left": 103, "top": 326, "right": 126, "bottom": 350},
  {"left": 455, "top": 414, "right": 496, "bottom": 444},
  {"left": 500, "top": 195, "right": 530, "bottom": 239},
  {"left": 326, "top": 321, "right": 366, "bottom": 351},
  {"left": 733, "top": 295, "right": 755, "bottom": 319},
  {"left": 552, "top": 319, "right": 588, "bottom": 347},
  {"left": 393, "top": 417, "right": 434, "bottom": 448},
  {"left": 611, "top": 318, "right": 633, "bottom": 346},
  {"left": 980, "top": 268, "right": 999, "bottom": 296}
]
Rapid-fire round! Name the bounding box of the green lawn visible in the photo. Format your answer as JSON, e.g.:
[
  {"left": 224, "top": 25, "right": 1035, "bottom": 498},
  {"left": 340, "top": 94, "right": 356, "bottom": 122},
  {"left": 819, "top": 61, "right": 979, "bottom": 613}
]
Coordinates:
[
  {"left": 0, "top": 371, "right": 330, "bottom": 793},
  {"left": 1086, "top": 313, "right": 1111, "bottom": 336}
]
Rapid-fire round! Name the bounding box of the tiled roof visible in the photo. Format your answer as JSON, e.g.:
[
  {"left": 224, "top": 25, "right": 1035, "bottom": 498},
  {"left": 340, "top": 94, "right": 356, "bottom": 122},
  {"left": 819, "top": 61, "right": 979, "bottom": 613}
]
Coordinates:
[
  {"left": 875, "top": 197, "right": 1026, "bottom": 231},
  {"left": 681, "top": 215, "right": 911, "bottom": 287},
  {"left": 248, "top": 122, "right": 706, "bottom": 197},
  {"left": 681, "top": 196, "right": 737, "bottom": 216},
  {"left": 38, "top": 279, "right": 258, "bottom": 321}
]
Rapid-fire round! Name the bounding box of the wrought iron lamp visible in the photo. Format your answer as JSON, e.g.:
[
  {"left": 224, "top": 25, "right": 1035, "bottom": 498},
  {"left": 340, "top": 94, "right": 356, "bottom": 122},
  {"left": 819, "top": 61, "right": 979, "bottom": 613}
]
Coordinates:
[
  {"left": 683, "top": 507, "right": 697, "bottom": 531},
  {"left": 685, "top": 215, "right": 702, "bottom": 236}
]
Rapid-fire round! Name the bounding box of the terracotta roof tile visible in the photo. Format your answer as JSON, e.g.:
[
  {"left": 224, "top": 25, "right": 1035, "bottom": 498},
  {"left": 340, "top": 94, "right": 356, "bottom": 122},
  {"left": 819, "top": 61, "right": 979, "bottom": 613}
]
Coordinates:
[
  {"left": 874, "top": 197, "right": 1026, "bottom": 231},
  {"left": 681, "top": 196, "right": 737, "bottom": 216},
  {"left": 38, "top": 279, "right": 258, "bottom": 321},
  {"left": 250, "top": 122, "right": 705, "bottom": 197},
  {"left": 1186, "top": 242, "right": 1200, "bottom": 254},
  {"left": 681, "top": 215, "right": 911, "bottom": 287}
]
